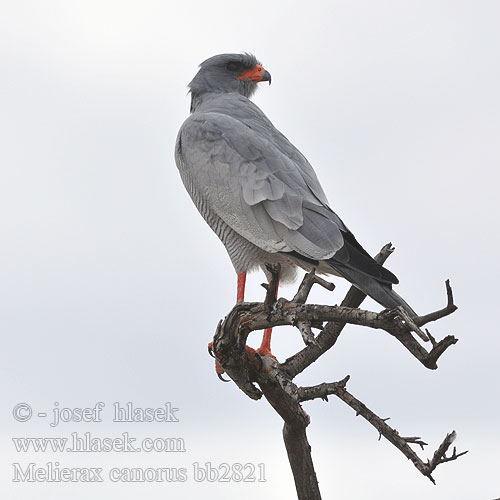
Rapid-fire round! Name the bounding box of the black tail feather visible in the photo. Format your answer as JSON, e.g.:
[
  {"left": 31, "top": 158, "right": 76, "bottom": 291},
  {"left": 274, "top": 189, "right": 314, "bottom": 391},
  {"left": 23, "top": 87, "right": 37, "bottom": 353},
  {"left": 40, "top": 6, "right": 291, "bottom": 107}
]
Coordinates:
[{"left": 329, "top": 263, "right": 417, "bottom": 318}]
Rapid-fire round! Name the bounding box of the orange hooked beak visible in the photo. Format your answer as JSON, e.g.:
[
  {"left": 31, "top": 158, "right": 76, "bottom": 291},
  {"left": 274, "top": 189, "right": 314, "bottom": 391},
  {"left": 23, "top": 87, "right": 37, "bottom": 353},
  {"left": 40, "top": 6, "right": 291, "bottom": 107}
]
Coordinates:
[{"left": 237, "top": 64, "right": 272, "bottom": 84}]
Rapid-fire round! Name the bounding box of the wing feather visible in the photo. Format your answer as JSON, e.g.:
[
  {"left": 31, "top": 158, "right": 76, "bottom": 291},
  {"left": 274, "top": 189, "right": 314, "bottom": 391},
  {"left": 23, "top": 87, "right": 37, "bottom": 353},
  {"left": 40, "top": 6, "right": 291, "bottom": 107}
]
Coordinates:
[{"left": 177, "top": 111, "right": 344, "bottom": 259}]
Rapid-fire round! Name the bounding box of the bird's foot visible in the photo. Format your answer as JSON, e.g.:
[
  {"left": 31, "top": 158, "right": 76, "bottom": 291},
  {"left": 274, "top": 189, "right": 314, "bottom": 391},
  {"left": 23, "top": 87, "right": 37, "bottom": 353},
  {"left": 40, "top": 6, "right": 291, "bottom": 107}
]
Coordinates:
[
  {"left": 255, "top": 327, "right": 277, "bottom": 360},
  {"left": 255, "top": 346, "right": 277, "bottom": 360},
  {"left": 208, "top": 342, "right": 230, "bottom": 381},
  {"left": 208, "top": 341, "right": 276, "bottom": 381},
  {"left": 244, "top": 345, "right": 277, "bottom": 374}
]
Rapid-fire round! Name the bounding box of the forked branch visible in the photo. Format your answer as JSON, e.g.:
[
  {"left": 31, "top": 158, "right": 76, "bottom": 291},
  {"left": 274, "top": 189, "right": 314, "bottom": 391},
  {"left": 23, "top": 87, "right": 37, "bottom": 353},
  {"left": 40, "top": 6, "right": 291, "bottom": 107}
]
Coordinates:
[
  {"left": 298, "top": 377, "right": 468, "bottom": 484},
  {"left": 211, "top": 243, "right": 464, "bottom": 499}
]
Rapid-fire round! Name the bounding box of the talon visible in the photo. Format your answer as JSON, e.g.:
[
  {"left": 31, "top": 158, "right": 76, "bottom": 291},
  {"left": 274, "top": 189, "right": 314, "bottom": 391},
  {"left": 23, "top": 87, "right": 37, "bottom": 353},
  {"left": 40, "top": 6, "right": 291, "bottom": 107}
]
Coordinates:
[
  {"left": 254, "top": 352, "right": 263, "bottom": 371},
  {"left": 255, "top": 347, "right": 277, "bottom": 361},
  {"left": 218, "top": 373, "right": 231, "bottom": 382},
  {"left": 208, "top": 345, "right": 215, "bottom": 358}
]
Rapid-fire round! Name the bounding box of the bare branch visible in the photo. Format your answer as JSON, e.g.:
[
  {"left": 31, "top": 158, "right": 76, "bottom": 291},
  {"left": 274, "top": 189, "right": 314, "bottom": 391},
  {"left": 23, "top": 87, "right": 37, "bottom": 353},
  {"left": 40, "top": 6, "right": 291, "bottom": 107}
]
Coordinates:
[
  {"left": 215, "top": 300, "right": 457, "bottom": 375},
  {"left": 298, "top": 378, "right": 467, "bottom": 483},
  {"left": 209, "top": 241, "right": 463, "bottom": 498},
  {"left": 425, "top": 432, "right": 469, "bottom": 484},
  {"left": 264, "top": 263, "right": 281, "bottom": 307},
  {"left": 296, "top": 320, "right": 316, "bottom": 346},
  {"left": 392, "top": 307, "right": 430, "bottom": 342},
  {"left": 292, "top": 269, "right": 335, "bottom": 305},
  {"left": 423, "top": 335, "right": 459, "bottom": 369},
  {"left": 298, "top": 376, "right": 351, "bottom": 402},
  {"left": 414, "top": 280, "right": 458, "bottom": 327},
  {"left": 282, "top": 320, "right": 343, "bottom": 379},
  {"left": 253, "top": 363, "right": 320, "bottom": 499},
  {"left": 283, "top": 423, "right": 322, "bottom": 500},
  {"left": 401, "top": 436, "right": 428, "bottom": 451},
  {"left": 283, "top": 243, "right": 397, "bottom": 378},
  {"left": 212, "top": 308, "right": 263, "bottom": 400}
]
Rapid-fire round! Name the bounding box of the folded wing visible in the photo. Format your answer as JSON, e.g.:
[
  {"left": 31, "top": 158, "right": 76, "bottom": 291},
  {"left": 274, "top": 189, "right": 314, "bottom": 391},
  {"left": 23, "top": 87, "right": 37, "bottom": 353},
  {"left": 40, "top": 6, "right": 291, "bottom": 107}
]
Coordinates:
[
  {"left": 177, "top": 110, "right": 397, "bottom": 285},
  {"left": 178, "top": 112, "right": 345, "bottom": 260}
]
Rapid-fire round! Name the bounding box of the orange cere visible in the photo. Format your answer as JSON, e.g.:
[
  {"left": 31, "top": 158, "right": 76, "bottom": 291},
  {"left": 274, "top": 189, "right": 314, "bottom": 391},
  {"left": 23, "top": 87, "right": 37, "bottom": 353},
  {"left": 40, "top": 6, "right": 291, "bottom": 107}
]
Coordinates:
[{"left": 237, "top": 64, "right": 266, "bottom": 82}]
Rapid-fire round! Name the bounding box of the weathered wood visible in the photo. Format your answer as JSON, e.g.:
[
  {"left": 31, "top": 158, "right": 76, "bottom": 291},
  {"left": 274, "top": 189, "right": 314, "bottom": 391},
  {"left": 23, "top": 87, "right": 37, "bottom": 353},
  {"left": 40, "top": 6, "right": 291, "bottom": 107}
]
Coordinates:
[{"left": 210, "top": 244, "right": 465, "bottom": 499}]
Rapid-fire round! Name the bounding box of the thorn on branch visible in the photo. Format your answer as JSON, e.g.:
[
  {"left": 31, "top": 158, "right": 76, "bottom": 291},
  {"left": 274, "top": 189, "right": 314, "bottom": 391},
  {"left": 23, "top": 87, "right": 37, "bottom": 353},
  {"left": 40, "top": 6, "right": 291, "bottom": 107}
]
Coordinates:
[
  {"left": 426, "top": 329, "right": 436, "bottom": 347},
  {"left": 282, "top": 243, "right": 459, "bottom": 378},
  {"left": 312, "top": 379, "right": 467, "bottom": 483},
  {"left": 378, "top": 418, "right": 390, "bottom": 439},
  {"left": 209, "top": 240, "right": 463, "bottom": 495},
  {"left": 402, "top": 436, "right": 428, "bottom": 451}
]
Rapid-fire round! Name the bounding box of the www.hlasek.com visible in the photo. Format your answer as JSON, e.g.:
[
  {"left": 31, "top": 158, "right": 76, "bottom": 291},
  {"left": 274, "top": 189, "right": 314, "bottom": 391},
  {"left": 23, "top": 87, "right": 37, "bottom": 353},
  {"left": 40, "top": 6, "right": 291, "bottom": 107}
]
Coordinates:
[
  {"left": 12, "top": 462, "right": 267, "bottom": 483},
  {"left": 13, "top": 432, "right": 186, "bottom": 453}
]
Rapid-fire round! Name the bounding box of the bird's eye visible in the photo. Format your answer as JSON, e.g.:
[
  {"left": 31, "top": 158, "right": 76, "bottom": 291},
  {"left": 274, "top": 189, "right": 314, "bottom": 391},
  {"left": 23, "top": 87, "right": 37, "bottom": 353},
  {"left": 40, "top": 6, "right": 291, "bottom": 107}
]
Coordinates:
[{"left": 226, "top": 62, "right": 241, "bottom": 72}]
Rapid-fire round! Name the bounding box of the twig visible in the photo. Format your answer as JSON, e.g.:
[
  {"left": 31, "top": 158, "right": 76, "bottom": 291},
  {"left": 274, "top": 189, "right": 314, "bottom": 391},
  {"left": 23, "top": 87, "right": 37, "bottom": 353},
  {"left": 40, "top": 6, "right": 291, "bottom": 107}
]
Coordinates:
[
  {"left": 210, "top": 242, "right": 462, "bottom": 499},
  {"left": 297, "top": 378, "right": 467, "bottom": 483},
  {"left": 424, "top": 432, "right": 468, "bottom": 484},
  {"left": 264, "top": 263, "right": 281, "bottom": 307},
  {"left": 414, "top": 280, "right": 458, "bottom": 327},
  {"left": 283, "top": 243, "right": 397, "bottom": 378},
  {"left": 292, "top": 269, "right": 335, "bottom": 305}
]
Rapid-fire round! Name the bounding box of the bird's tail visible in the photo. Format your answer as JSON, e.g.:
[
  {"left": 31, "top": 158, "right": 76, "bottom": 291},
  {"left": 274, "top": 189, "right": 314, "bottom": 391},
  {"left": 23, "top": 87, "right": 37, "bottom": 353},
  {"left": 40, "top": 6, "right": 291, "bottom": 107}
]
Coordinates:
[{"left": 329, "top": 263, "right": 417, "bottom": 318}]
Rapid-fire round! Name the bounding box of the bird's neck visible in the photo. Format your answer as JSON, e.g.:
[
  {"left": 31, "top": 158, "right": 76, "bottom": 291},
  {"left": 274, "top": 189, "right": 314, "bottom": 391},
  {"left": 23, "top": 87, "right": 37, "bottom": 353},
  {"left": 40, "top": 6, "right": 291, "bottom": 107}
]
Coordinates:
[
  {"left": 190, "top": 91, "right": 240, "bottom": 113},
  {"left": 190, "top": 85, "right": 257, "bottom": 114},
  {"left": 190, "top": 91, "right": 212, "bottom": 113}
]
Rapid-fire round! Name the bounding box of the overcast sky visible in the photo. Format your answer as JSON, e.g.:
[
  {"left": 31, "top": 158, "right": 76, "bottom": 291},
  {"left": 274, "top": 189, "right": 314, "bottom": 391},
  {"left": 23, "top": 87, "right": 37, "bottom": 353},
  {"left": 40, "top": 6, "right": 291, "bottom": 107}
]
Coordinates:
[{"left": 1, "top": 1, "right": 499, "bottom": 499}]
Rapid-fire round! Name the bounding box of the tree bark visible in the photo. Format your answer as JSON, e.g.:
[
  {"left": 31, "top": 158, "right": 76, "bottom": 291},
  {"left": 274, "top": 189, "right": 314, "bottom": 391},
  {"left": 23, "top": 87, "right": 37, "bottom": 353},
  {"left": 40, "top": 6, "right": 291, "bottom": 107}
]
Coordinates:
[
  {"left": 211, "top": 244, "right": 465, "bottom": 498},
  {"left": 283, "top": 423, "right": 322, "bottom": 500}
]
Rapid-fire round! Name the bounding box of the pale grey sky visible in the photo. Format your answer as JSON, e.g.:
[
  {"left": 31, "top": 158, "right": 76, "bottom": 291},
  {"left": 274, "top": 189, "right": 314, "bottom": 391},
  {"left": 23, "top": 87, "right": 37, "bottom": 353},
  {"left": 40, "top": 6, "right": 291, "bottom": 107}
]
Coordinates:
[{"left": 1, "top": 1, "right": 499, "bottom": 499}]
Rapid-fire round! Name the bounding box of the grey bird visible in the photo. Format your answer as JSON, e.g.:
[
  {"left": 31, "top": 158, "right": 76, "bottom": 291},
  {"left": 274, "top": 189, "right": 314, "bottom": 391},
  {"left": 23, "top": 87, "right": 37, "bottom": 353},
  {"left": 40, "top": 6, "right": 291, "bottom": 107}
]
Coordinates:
[{"left": 175, "top": 53, "right": 417, "bottom": 360}]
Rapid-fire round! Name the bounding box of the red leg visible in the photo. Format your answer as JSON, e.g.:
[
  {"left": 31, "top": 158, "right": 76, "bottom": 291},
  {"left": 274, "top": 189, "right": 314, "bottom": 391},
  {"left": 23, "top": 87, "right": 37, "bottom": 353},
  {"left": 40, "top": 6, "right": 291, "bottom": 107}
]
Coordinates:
[
  {"left": 236, "top": 272, "right": 246, "bottom": 303},
  {"left": 210, "top": 271, "right": 280, "bottom": 378},
  {"left": 257, "top": 328, "right": 274, "bottom": 357},
  {"left": 211, "top": 272, "right": 248, "bottom": 376}
]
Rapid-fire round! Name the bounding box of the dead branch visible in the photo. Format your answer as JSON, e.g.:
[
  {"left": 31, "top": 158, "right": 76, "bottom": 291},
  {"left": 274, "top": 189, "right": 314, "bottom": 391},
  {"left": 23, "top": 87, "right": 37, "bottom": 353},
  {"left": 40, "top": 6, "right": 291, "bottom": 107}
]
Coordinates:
[
  {"left": 292, "top": 269, "right": 336, "bottom": 304},
  {"left": 414, "top": 280, "right": 458, "bottom": 327},
  {"left": 297, "top": 377, "right": 467, "bottom": 484},
  {"left": 211, "top": 243, "right": 464, "bottom": 499}
]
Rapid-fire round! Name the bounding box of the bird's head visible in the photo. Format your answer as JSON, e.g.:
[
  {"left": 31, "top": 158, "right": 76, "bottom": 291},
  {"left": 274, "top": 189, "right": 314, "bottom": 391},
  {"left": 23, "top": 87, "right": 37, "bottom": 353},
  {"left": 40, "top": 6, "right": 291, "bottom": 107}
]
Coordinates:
[{"left": 188, "top": 53, "right": 271, "bottom": 110}]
